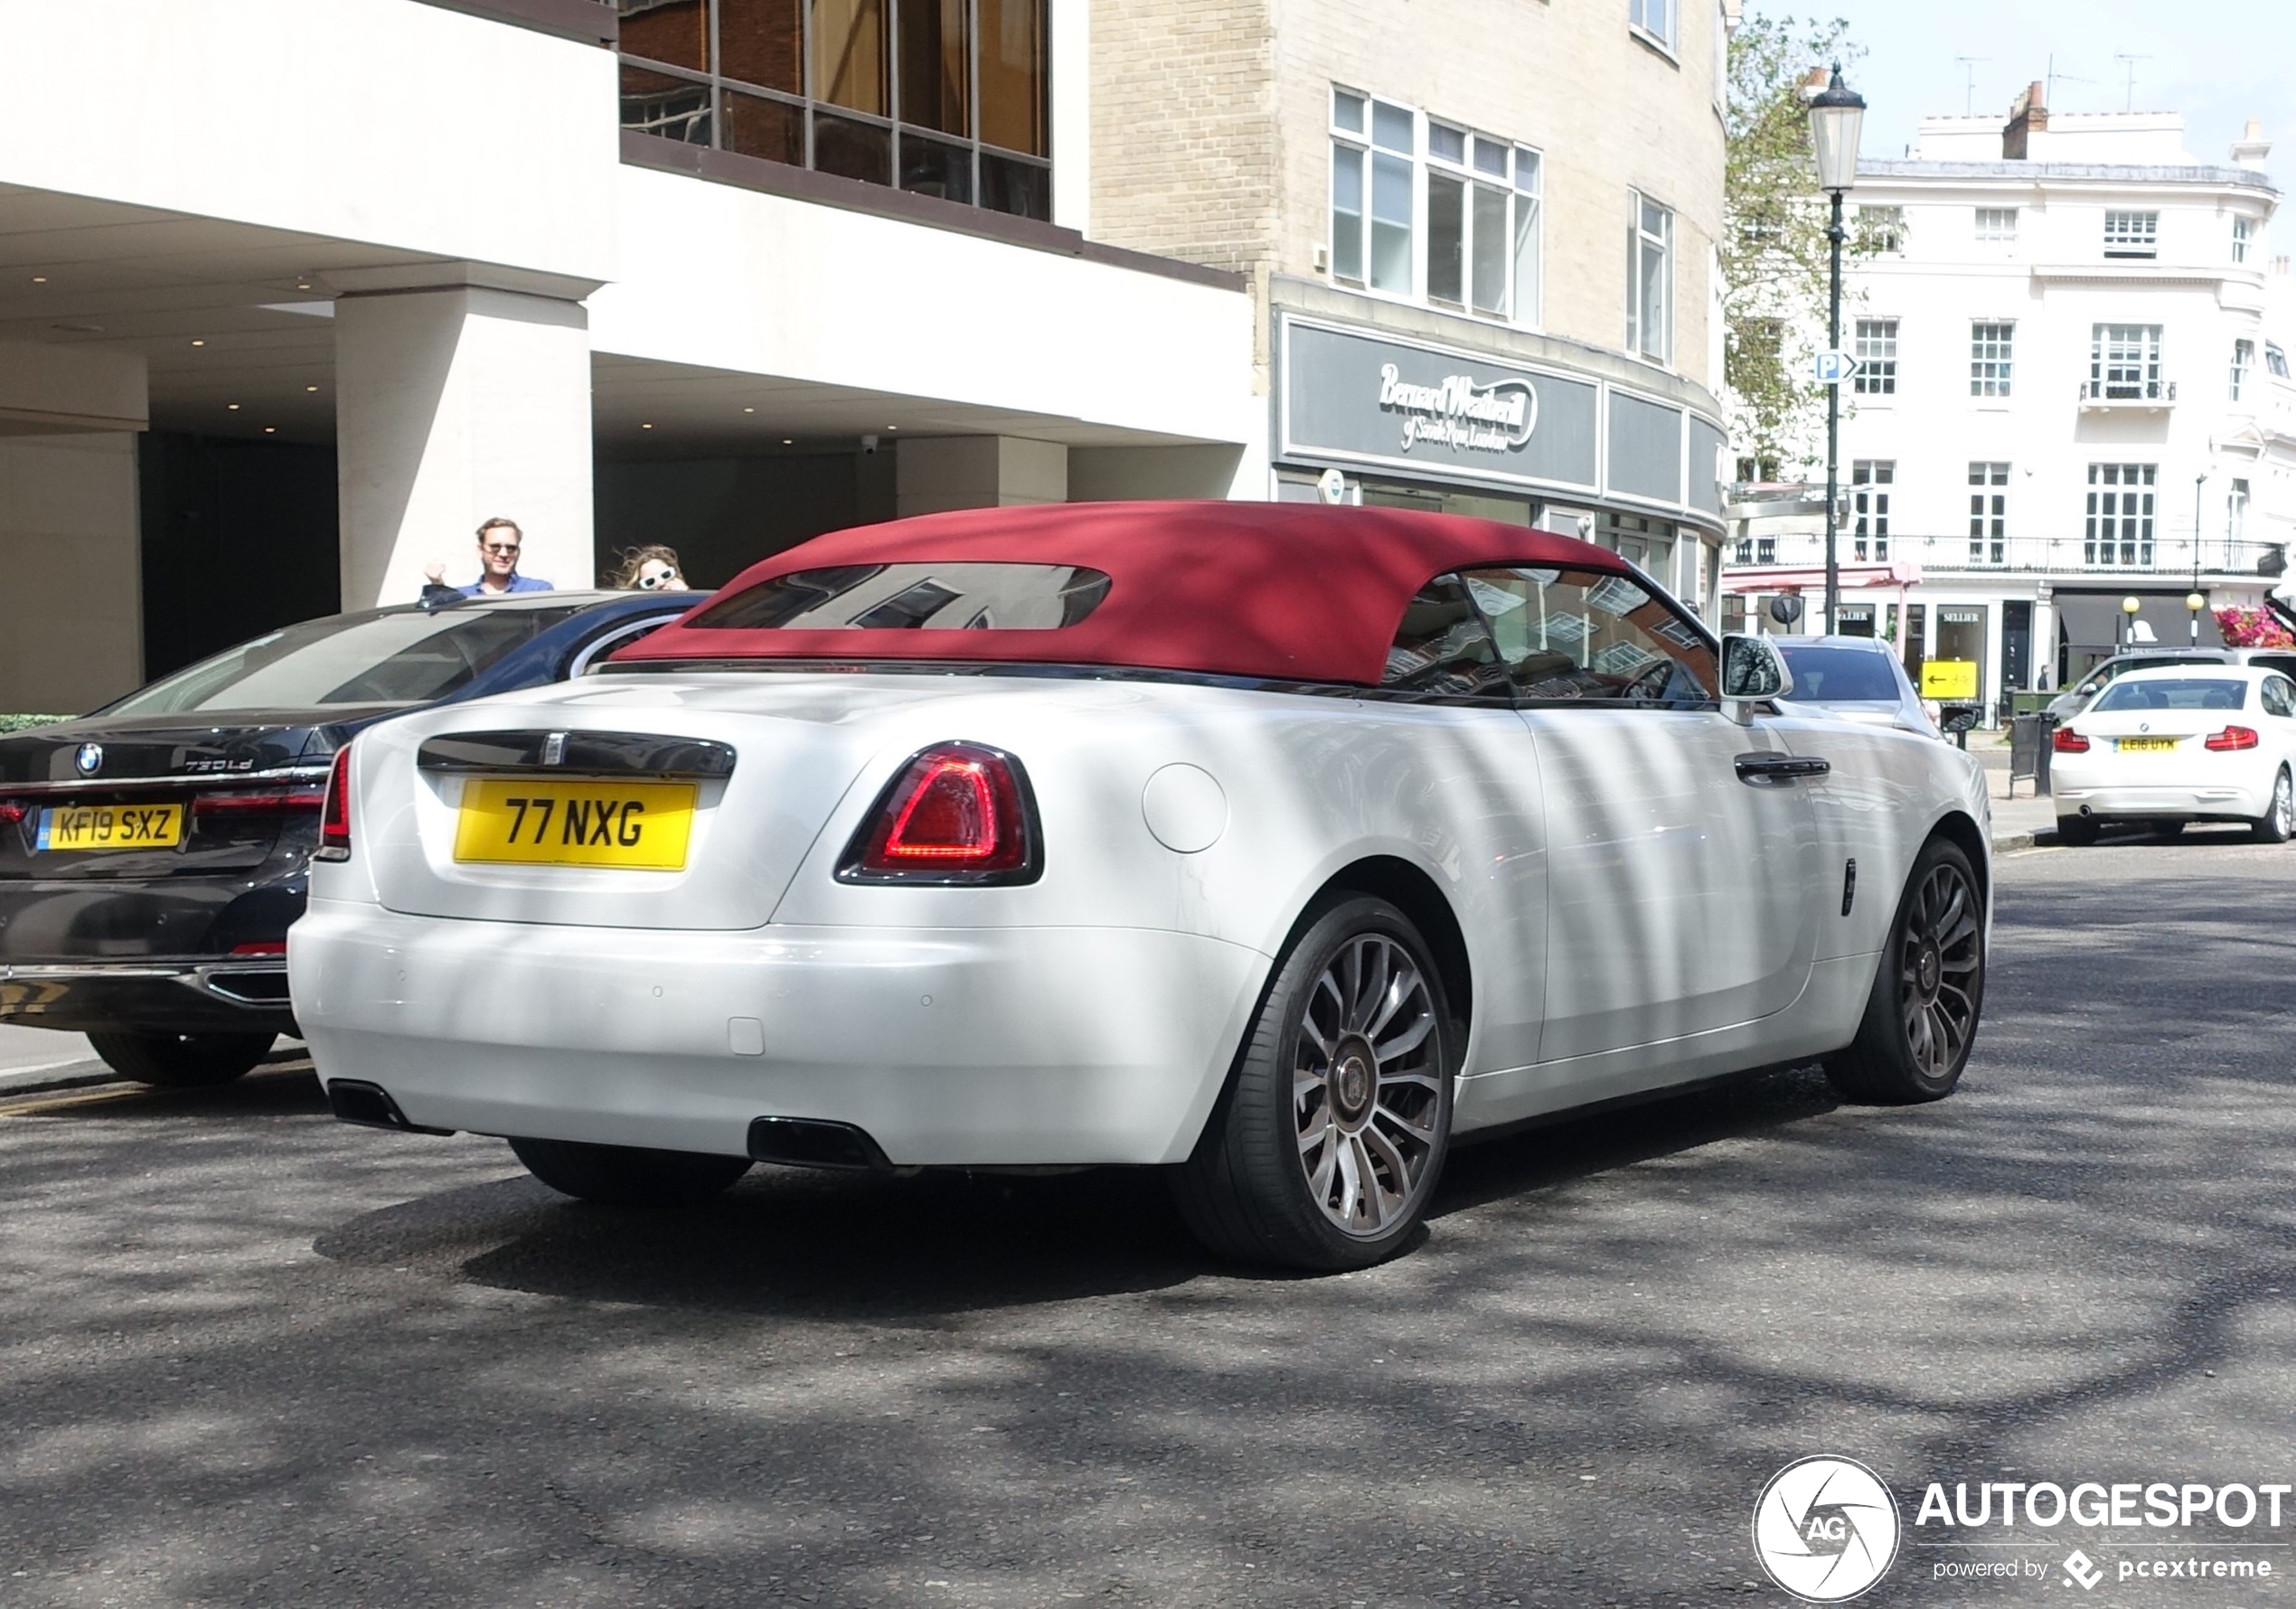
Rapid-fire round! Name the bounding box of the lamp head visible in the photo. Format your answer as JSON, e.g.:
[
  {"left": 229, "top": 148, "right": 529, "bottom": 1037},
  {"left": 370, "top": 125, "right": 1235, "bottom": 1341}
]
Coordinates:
[
  {"left": 2122, "top": 596, "right": 2142, "bottom": 616},
  {"left": 1808, "top": 62, "right": 1868, "bottom": 193}
]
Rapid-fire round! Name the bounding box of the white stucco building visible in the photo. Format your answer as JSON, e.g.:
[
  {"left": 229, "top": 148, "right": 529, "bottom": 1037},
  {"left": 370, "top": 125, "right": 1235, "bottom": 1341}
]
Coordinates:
[{"left": 1723, "top": 89, "right": 2292, "bottom": 715}]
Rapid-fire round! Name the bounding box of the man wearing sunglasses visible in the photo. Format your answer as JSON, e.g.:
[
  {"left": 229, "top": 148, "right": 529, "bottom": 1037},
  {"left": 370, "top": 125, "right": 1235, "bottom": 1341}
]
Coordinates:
[{"left": 422, "top": 517, "right": 555, "bottom": 597}]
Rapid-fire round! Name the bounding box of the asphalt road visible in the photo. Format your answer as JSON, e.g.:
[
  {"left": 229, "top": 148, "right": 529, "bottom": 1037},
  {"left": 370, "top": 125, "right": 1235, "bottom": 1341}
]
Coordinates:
[{"left": 4, "top": 831, "right": 2294, "bottom": 1608}]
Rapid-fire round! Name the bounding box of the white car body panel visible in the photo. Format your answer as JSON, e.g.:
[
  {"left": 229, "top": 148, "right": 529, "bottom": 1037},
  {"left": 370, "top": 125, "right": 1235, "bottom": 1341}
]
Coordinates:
[{"left": 292, "top": 670, "right": 1990, "bottom": 1166}]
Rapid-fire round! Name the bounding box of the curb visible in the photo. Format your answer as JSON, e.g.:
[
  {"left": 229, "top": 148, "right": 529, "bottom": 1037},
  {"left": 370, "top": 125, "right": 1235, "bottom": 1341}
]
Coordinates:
[
  {"left": 1992, "top": 830, "right": 2043, "bottom": 854},
  {"left": 0, "top": 1049, "right": 313, "bottom": 1106}
]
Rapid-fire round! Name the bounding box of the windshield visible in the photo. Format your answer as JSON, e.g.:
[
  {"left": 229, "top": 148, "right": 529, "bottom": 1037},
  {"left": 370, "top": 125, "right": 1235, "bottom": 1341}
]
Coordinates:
[
  {"left": 103, "top": 605, "right": 585, "bottom": 715},
  {"left": 1776, "top": 645, "right": 1903, "bottom": 702},
  {"left": 2091, "top": 678, "right": 2248, "bottom": 713}
]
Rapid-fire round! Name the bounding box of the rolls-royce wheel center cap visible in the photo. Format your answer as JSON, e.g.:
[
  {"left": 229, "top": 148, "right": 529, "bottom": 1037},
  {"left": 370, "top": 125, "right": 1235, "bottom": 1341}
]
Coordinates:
[
  {"left": 1331, "top": 1035, "right": 1377, "bottom": 1124},
  {"left": 74, "top": 743, "right": 101, "bottom": 776}
]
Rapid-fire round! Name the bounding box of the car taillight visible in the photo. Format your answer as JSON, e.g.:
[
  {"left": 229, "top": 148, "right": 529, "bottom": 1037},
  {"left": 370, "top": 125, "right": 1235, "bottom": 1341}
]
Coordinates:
[
  {"left": 193, "top": 786, "right": 325, "bottom": 814},
  {"left": 2053, "top": 728, "right": 2090, "bottom": 753},
  {"left": 230, "top": 941, "right": 288, "bottom": 956},
  {"left": 316, "top": 746, "right": 353, "bottom": 861},
  {"left": 2206, "top": 726, "right": 2260, "bottom": 751},
  {"left": 838, "top": 742, "right": 1040, "bottom": 884},
  {"left": 0, "top": 797, "right": 26, "bottom": 825}
]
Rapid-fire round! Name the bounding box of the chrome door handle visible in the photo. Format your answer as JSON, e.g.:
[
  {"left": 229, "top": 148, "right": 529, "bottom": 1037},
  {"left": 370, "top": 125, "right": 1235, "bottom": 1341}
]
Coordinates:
[{"left": 1735, "top": 752, "right": 1830, "bottom": 784}]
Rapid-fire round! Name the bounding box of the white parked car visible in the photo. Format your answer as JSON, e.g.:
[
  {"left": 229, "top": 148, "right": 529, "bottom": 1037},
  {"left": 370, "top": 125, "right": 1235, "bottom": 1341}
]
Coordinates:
[
  {"left": 2048, "top": 664, "right": 2296, "bottom": 845},
  {"left": 290, "top": 503, "right": 1994, "bottom": 1269},
  {"left": 1774, "top": 635, "right": 1935, "bottom": 737}
]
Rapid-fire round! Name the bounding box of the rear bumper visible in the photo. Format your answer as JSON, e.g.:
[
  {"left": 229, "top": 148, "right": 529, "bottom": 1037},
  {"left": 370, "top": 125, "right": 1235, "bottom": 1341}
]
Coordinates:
[
  {"left": 2050, "top": 780, "right": 2269, "bottom": 821},
  {"left": 0, "top": 961, "right": 296, "bottom": 1032},
  {"left": 289, "top": 899, "right": 1271, "bottom": 1167}
]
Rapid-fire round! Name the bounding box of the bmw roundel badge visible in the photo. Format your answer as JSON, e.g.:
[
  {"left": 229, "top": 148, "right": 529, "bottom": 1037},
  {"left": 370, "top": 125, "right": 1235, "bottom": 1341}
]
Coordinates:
[{"left": 74, "top": 742, "right": 102, "bottom": 776}]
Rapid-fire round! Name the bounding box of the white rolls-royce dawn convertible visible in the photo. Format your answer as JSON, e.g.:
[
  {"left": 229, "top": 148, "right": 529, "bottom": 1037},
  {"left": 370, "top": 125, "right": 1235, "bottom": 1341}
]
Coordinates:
[{"left": 290, "top": 503, "right": 1992, "bottom": 1269}]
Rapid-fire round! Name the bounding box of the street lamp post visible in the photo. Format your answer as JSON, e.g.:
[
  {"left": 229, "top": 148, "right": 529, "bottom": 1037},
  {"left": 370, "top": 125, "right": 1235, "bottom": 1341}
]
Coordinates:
[
  {"left": 2122, "top": 595, "right": 2141, "bottom": 650},
  {"left": 1808, "top": 65, "right": 1866, "bottom": 635},
  {"left": 2192, "top": 473, "right": 2207, "bottom": 644},
  {"left": 2188, "top": 591, "right": 2207, "bottom": 645}
]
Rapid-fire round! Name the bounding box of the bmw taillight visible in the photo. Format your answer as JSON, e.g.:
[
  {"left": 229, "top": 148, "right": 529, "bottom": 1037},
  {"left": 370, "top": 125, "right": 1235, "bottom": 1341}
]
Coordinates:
[
  {"left": 316, "top": 746, "right": 353, "bottom": 861},
  {"left": 2052, "top": 728, "right": 2090, "bottom": 753},
  {"left": 2206, "top": 725, "right": 2260, "bottom": 751},
  {"left": 193, "top": 786, "right": 325, "bottom": 814},
  {"left": 838, "top": 742, "right": 1040, "bottom": 884}
]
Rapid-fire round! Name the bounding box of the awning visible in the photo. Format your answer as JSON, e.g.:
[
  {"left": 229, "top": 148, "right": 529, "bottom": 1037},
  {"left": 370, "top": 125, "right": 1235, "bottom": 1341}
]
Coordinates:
[{"left": 2051, "top": 589, "right": 2225, "bottom": 650}]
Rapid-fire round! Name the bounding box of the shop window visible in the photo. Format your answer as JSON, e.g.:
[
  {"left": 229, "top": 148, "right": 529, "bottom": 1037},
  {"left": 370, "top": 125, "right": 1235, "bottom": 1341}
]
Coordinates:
[
  {"left": 616, "top": 0, "right": 1049, "bottom": 221},
  {"left": 1627, "top": 191, "right": 1672, "bottom": 364}
]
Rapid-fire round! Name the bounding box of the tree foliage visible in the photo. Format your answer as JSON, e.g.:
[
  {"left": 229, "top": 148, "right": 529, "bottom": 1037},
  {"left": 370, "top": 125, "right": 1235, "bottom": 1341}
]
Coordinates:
[{"left": 1722, "top": 13, "right": 1873, "bottom": 478}]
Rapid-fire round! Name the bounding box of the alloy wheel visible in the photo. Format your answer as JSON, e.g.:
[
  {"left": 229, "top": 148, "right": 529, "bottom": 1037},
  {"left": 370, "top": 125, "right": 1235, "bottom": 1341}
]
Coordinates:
[
  {"left": 2276, "top": 774, "right": 2292, "bottom": 838},
  {"left": 1293, "top": 933, "right": 1444, "bottom": 1237},
  {"left": 1898, "top": 861, "right": 1982, "bottom": 1078}
]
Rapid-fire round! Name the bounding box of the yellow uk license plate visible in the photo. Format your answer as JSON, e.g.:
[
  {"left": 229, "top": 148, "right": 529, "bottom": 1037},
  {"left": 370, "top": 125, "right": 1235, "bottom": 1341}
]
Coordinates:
[
  {"left": 2118, "top": 737, "right": 2178, "bottom": 752},
  {"left": 36, "top": 803, "right": 183, "bottom": 852},
  {"left": 451, "top": 778, "right": 696, "bottom": 870}
]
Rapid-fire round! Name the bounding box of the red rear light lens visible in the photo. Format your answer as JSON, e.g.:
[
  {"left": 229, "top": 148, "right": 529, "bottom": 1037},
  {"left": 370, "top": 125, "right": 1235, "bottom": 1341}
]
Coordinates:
[
  {"left": 0, "top": 798, "right": 27, "bottom": 825},
  {"left": 2052, "top": 728, "right": 2090, "bottom": 753},
  {"left": 2206, "top": 725, "right": 2260, "bottom": 751},
  {"left": 317, "top": 746, "right": 353, "bottom": 859},
  {"left": 193, "top": 786, "right": 325, "bottom": 814},
  {"left": 840, "top": 742, "right": 1040, "bottom": 883},
  {"left": 230, "top": 941, "right": 288, "bottom": 956}
]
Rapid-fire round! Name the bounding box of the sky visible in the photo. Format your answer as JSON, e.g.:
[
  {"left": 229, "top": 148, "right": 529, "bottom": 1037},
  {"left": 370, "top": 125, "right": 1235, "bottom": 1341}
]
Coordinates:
[{"left": 1750, "top": 0, "right": 2296, "bottom": 204}]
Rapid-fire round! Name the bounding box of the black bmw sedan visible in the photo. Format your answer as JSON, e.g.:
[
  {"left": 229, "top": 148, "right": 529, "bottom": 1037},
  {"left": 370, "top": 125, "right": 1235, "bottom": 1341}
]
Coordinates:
[{"left": 0, "top": 589, "right": 701, "bottom": 1087}]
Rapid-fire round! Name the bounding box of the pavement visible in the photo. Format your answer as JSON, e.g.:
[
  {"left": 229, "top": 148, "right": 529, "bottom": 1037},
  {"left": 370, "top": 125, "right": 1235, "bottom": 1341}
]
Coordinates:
[{"left": 3, "top": 836, "right": 2293, "bottom": 1606}]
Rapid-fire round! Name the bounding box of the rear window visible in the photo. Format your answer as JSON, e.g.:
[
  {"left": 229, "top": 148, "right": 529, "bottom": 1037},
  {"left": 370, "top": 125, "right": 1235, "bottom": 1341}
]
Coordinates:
[
  {"left": 1775, "top": 645, "right": 1903, "bottom": 702},
  {"left": 101, "top": 606, "right": 584, "bottom": 715},
  {"left": 2091, "top": 678, "right": 2248, "bottom": 712},
  {"left": 690, "top": 564, "right": 1112, "bottom": 631}
]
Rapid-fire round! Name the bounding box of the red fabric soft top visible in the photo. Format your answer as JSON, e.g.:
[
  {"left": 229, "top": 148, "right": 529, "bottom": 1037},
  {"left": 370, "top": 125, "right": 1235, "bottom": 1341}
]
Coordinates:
[{"left": 611, "top": 500, "right": 1630, "bottom": 686}]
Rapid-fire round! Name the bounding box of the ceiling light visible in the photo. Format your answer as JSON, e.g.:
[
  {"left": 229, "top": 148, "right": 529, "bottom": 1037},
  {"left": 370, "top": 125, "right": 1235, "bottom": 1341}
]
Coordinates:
[
  {"left": 743, "top": 406, "right": 755, "bottom": 413},
  {"left": 191, "top": 338, "right": 205, "bottom": 347},
  {"left": 783, "top": 438, "right": 794, "bottom": 446},
  {"left": 641, "top": 422, "right": 654, "bottom": 429},
  {"left": 227, "top": 403, "right": 240, "bottom": 410},
  {"left": 263, "top": 426, "right": 277, "bottom": 434},
  {"left": 305, "top": 384, "right": 318, "bottom": 392},
  {"left": 886, "top": 424, "right": 899, "bottom": 429},
  {"left": 30, "top": 275, "right": 46, "bottom": 284},
  {"left": 295, "top": 281, "right": 311, "bottom": 290}
]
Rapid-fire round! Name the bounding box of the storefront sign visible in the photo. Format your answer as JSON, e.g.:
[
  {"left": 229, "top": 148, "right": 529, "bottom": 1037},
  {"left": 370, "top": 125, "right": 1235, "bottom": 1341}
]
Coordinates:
[
  {"left": 1281, "top": 318, "right": 1600, "bottom": 490},
  {"left": 1921, "top": 660, "right": 1980, "bottom": 701}
]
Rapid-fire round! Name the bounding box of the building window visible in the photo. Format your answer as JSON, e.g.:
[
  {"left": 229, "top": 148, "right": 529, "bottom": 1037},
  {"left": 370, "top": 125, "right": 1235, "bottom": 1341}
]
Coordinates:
[
  {"left": 1629, "top": 0, "right": 1675, "bottom": 52},
  {"left": 1858, "top": 205, "right": 1905, "bottom": 254},
  {"left": 1853, "top": 318, "right": 1897, "bottom": 395},
  {"left": 616, "top": 0, "right": 1049, "bottom": 220},
  {"left": 2229, "top": 478, "right": 2251, "bottom": 546},
  {"left": 2271, "top": 343, "right": 2292, "bottom": 380},
  {"left": 2088, "top": 324, "right": 2165, "bottom": 400},
  {"left": 1710, "top": 0, "right": 1727, "bottom": 110},
  {"left": 1975, "top": 207, "right": 2018, "bottom": 242},
  {"left": 2234, "top": 216, "right": 2254, "bottom": 263},
  {"left": 2102, "top": 210, "right": 2160, "bottom": 259},
  {"left": 1968, "top": 462, "right": 2008, "bottom": 564},
  {"left": 1851, "top": 460, "right": 1892, "bottom": 560},
  {"left": 1331, "top": 90, "right": 1415, "bottom": 295},
  {"left": 2234, "top": 339, "right": 2255, "bottom": 402},
  {"left": 1969, "top": 321, "right": 2013, "bottom": 397},
  {"left": 1333, "top": 90, "right": 1540, "bottom": 323},
  {"left": 1627, "top": 191, "right": 1673, "bottom": 363},
  {"left": 2085, "top": 463, "right": 2157, "bottom": 566}
]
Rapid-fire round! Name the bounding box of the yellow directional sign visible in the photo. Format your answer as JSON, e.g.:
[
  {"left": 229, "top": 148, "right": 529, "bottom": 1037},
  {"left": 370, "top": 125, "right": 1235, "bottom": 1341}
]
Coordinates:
[{"left": 1921, "top": 659, "right": 1980, "bottom": 701}]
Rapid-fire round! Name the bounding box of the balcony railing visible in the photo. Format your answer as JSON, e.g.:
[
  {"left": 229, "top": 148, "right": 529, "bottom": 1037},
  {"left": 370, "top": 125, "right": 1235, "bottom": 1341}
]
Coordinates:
[
  {"left": 1726, "top": 532, "right": 2283, "bottom": 579},
  {"left": 2079, "top": 378, "right": 2176, "bottom": 405}
]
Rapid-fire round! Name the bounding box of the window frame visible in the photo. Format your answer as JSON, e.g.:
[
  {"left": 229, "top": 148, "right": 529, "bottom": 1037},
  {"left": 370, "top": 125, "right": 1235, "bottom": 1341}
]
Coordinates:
[
  {"left": 1969, "top": 320, "right": 2014, "bottom": 398},
  {"left": 2233, "top": 339, "right": 2255, "bottom": 402},
  {"left": 615, "top": 0, "right": 1053, "bottom": 221},
  {"left": 1967, "top": 461, "right": 2009, "bottom": 565},
  {"left": 2084, "top": 462, "right": 2159, "bottom": 566},
  {"left": 2088, "top": 324, "right": 2165, "bottom": 401},
  {"left": 1853, "top": 317, "right": 1898, "bottom": 396},
  {"left": 2102, "top": 210, "right": 2160, "bottom": 259},
  {"left": 1627, "top": 189, "right": 1674, "bottom": 366},
  {"left": 1628, "top": 0, "right": 1677, "bottom": 55},
  {"left": 1850, "top": 460, "right": 1893, "bottom": 561},
  {"left": 1974, "top": 206, "right": 2018, "bottom": 243},
  {"left": 2233, "top": 215, "right": 2254, "bottom": 264}
]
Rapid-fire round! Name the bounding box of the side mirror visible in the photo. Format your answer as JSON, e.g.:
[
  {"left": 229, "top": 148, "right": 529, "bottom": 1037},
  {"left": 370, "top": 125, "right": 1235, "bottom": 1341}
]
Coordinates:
[{"left": 1720, "top": 634, "right": 1793, "bottom": 724}]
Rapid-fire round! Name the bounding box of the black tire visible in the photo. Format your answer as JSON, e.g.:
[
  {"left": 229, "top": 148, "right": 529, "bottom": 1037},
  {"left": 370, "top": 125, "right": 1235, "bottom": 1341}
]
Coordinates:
[
  {"left": 2251, "top": 768, "right": 2293, "bottom": 844},
  {"left": 1172, "top": 896, "right": 1454, "bottom": 1271},
  {"left": 87, "top": 1030, "right": 274, "bottom": 1088},
  {"left": 2055, "top": 814, "right": 2099, "bottom": 847},
  {"left": 508, "top": 1135, "right": 752, "bottom": 1206},
  {"left": 1825, "top": 838, "right": 1985, "bottom": 1105}
]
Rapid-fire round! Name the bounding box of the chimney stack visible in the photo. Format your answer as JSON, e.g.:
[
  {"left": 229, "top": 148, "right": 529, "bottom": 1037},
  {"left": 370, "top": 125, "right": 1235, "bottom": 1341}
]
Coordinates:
[
  {"left": 2232, "top": 118, "right": 2272, "bottom": 168},
  {"left": 2003, "top": 81, "right": 2047, "bottom": 160}
]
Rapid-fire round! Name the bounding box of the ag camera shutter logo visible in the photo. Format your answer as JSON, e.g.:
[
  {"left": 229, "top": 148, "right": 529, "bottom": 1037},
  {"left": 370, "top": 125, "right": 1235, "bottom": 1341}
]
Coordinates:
[{"left": 1753, "top": 1455, "right": 1902, "bottom": 1601}]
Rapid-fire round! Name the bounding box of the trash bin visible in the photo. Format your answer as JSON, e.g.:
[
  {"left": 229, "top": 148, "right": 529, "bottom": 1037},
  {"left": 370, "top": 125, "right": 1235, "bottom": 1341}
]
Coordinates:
[{"left": 2009, "top": 713, "right": 2052, "bottom": 797}]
